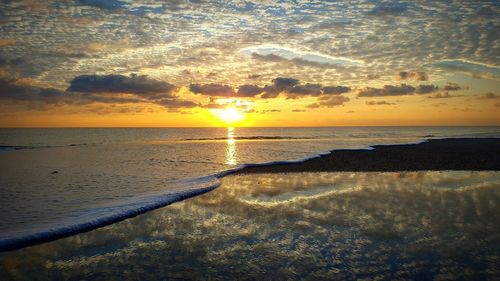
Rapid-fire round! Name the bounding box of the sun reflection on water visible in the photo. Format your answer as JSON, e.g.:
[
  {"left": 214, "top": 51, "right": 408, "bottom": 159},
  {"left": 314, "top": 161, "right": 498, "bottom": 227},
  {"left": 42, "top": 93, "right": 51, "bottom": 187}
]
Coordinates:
[{"left": 225, "top": 127, "right": 237, "bottom": 165}]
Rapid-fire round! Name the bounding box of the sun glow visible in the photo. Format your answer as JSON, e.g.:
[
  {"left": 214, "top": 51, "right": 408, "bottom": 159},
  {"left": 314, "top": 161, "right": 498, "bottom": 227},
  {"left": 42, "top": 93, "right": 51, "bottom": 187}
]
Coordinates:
[{"left": 212, "top": 107, "right": 245, "bottom": 125}]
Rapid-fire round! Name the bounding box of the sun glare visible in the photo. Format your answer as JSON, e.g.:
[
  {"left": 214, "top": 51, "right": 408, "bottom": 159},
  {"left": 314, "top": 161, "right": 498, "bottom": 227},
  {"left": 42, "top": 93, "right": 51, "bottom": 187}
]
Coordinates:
[{"left": 212, "top": 107, "right": 245, "bottom": 125}]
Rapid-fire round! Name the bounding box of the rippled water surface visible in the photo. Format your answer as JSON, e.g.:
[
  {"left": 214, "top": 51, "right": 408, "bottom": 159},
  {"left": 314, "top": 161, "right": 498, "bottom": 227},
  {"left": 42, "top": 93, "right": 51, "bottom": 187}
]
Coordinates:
[
  {"left": 0, "top": 127, "right": 499, "bottom": 249},
  {"left": 1, "top": 171, "right": 499, "bottom": 280}
]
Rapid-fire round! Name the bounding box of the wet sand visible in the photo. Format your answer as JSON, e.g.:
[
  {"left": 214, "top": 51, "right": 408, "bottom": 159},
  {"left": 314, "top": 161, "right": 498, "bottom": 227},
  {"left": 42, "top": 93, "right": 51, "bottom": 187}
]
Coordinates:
[
  {"left": 238, "top": 138, "right": 500, "bottom": 173},
  {"left": 1, "top": 171, "right": 499, "bottom": 280}
]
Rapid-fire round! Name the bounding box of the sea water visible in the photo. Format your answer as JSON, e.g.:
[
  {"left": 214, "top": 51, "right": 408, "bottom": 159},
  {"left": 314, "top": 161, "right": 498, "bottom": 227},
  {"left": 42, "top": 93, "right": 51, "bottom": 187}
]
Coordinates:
[{"left": 0, "top": 127, "right": 499, "bottom": 250}]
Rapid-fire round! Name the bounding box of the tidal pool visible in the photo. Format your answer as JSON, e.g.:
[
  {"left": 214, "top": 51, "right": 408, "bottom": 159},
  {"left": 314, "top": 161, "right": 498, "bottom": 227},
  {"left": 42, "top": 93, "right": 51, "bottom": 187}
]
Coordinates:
[{"left": 1, "top": 171, "right": 499, "bottom": 280}]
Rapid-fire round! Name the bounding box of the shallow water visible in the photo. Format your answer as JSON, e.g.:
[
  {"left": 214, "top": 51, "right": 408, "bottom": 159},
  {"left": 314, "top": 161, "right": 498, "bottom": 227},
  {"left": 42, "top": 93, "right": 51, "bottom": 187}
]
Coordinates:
[
  {"left": 0, "top": 127, "right": 499, "bottom": 250},
  {"left": 1, "top": 171, "right": 499, "bottom": 280}
]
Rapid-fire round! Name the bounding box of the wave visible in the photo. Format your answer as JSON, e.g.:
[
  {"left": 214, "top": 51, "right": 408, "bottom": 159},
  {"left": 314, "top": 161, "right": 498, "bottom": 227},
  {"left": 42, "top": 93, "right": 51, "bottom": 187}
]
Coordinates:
[{"left": 181, "top": 136, "right": 317, "bottom": 141}]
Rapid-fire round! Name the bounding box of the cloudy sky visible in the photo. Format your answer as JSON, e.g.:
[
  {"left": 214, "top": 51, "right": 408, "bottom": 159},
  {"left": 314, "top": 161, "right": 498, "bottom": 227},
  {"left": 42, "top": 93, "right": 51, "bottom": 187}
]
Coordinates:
[{"left": 0, "top": 0, "right": 499, "bottom": 126}]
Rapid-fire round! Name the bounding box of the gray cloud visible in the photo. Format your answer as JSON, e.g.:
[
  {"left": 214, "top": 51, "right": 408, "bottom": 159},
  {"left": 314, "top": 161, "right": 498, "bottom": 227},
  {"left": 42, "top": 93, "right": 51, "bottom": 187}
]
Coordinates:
[
  {"left": 0, "top": 75, "right": 197, "bottom": 110},
  {"left": 416, "top": 84, "right": 439, "bottom": 94},
  {"left": 236, "top": 84, "right": 264, "bottom": 97},
  {"left": 358, "top": 84, "right": 440, "bottom": 97},
  {"left": 189, "top": 83, "right": 235, "bottom": 97},
  {"left": 395, "top": 71, "right": 428, "bottom": 81},
  {"left": 443, "top": 82, "right": 462, "bottom": 91},
  {"left": 366, "top": 101, "right": 395, "bottom": 105},
  {"left": 67, "top": 74, "right": 177, "bottom": 100},
  {"left": 307, "top": 95, "right": 350, "bottom": 109},
  {"left": 427, "top": 92, "right": 462, "bottom": 99},
  {"left": 357, "top": 84, "right": 416, "bottom": 97},
  {"left": 322, "top": 86, "right": 351, "bottom": 95}
]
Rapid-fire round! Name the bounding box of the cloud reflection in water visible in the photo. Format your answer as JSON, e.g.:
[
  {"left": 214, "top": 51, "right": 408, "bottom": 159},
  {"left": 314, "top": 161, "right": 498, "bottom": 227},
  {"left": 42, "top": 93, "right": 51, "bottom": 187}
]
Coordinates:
[{"left": 1, "top": 171, "right": 499, "bottom": 280}]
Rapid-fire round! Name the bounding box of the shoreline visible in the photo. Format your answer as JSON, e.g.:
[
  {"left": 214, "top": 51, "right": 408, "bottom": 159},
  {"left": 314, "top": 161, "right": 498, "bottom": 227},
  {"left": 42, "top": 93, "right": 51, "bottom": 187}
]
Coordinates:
[
  {"left": 1, "top": 137, "right": 499, "bottom": 252},
  {"left": 236, "top": 138, "right": 500, "bottom": 174}
]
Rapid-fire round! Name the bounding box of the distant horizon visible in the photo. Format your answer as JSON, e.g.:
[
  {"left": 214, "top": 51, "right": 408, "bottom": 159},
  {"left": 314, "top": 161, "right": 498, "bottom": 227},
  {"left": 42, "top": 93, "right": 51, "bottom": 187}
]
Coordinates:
[{"left": 1, "top": 125, "right": 500, "bottom": 129}]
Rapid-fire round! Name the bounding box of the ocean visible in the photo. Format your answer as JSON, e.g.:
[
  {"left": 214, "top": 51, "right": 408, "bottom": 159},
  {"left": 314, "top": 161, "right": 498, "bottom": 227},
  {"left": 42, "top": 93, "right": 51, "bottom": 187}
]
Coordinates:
[{"left": 0, "top": 126, "right": 499, "bottom": 250}]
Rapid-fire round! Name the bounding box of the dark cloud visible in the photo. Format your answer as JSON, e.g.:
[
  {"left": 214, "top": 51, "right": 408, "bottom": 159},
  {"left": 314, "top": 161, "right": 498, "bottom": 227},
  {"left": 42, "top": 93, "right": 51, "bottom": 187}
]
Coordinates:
[
  {"left": 237, "top": 84, "right": 264, "bottom": 97},
  {"left": 395, "top": 71, "right": 428, "bottom": 81},
  {"left": 322, "top": 86, "right": 351, "bottom": 95},
  {"left": 443, "top": 83, "right": 462, "bottom": 91},
  {"left": 272, "top": 77, "right": 299, "bottom": 89},
  {"left": 67, "top": 74, "right": 177, "bottom": 100},
  {"left": 260, "top": 77, "right": 299, "bottom": 99},
  {"left": 358, "top": 84, "right": 439, "bottom": 97},
  {"left": 427, "top": 92, "right": 462, "bottom": 99},
  {"left": 0, "top": 76, "right": 141, "bottom": 107},
  {"left": 307, "top": 95, "right": 350, "bottom": 109},
  {"left": 366, "top": 101, "right": 395, "bottom": 105},
  {"left": 358, "top": 84, "right": 416, "bottom": 97},
  {"left": 287, "top": 83, "right": 322, "bottom": 98},
  {"left": 189, "top": 83, "right": 235, "bottom": 97},
  {"left": 292, "top": 109, "right": 306, "bottom": 112},
  {"left": 1, "top": 75, "right": 197, "bottom": 111},
  {"left": 416, "top": 84, "right": 439, "bottom": 94}
]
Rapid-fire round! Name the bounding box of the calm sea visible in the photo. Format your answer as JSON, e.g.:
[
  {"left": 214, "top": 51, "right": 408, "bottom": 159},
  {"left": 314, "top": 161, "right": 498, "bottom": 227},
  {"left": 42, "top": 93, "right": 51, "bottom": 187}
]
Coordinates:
[{"left": 0, "top": 127, "right": 499, "bottom": 249}]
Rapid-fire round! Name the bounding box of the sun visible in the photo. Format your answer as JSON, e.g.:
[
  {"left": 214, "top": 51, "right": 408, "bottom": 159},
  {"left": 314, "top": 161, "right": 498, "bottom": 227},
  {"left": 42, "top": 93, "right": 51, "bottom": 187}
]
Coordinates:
[{"left": 212, "top": 107, "right": 245, "bottom": 125}]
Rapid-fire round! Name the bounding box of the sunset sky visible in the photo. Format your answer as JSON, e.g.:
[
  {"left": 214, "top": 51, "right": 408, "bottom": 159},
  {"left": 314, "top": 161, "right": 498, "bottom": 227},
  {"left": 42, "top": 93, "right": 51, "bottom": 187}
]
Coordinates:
[{"left": 0, "top": 0, "right": 499, "bottom": 127}]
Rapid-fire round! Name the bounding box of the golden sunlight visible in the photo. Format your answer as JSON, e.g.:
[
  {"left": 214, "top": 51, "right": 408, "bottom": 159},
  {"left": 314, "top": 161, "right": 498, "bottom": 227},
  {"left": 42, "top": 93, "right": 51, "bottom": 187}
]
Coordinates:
[{"left": 212, "top": 107, "right": 245, "bottom": 125}]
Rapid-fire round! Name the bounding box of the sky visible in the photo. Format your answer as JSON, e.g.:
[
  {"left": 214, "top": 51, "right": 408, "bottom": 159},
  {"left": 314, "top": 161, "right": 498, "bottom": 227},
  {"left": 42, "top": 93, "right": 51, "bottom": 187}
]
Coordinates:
[{"left": 0, "top": 0, "right": 499, "bottom": 127}]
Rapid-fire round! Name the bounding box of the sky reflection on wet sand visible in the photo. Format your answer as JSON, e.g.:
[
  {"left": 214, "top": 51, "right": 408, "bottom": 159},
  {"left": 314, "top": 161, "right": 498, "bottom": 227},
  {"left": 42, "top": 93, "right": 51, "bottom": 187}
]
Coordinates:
[{"left": 1, "top": 171, "right": 499, "bottom": 280}]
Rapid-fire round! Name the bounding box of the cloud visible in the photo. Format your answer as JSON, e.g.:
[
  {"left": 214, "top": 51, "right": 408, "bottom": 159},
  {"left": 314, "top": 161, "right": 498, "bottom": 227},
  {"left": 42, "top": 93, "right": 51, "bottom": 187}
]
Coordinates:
[
  {"left": 358, "top": 84, "right": 439, "bottom": 97},
  {"left": 292, "top": 109, "right": 306, "bottom": 112},
  {"left": 271, "top": 77, "right": 299, "bottom": 89},
  {"left": 307, "top": 95, "right": 350, "bottom": 109},
  {"left": 240, "top": 45, "right": 362, "bottom": 68},
  {"left": 0, "top": 74, "right": 197, "bottom": 111},
  {"left": 434, "top": 60, "right": 500, "bottom": 79},
  {"left": 416, "top": 84, "right": 439, "bottom": 94},
  {"left": 237, "top": 84, "right": 264, "bottom": 97},
  {"left": 261, "top": 78, "right": 351, "bottom": 99},
  {"left": 427, "top": 92, "right": 462, "bottom": 99},
  {"left": 395, "top": 71, "right": 428, "bottom": 81},
  {"left": 67, "top": 74, "right": 177, "bottom": 100},
  {"left": 287, "top": 83, "right": 323, "bottom": 99},
  {"left": 260, "top": 77, "right": 299, "bottom": 99},
  {"left": 443, "top": 83, "right": 462, "bottom": 91},
  {"left": 322, "top": 86, "right": 351, "bottom": 95},
  {"left": 366, "top": 101, "right": 395, "bottom": 106},
  {"left": 0, "top": 76, "right": 141, "bottom": 107},
  {"left": 190, "top": 83, "right": 235, "bottom": 97},
  {"left": 357, "top": 84, "right": 415, "bottom": 97}
]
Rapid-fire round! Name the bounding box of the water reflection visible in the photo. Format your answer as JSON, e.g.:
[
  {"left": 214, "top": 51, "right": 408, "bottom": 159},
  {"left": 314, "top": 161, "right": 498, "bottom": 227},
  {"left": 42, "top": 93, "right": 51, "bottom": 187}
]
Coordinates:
[
  {"left": 225, "top": 127, "right": 237, "bottom": 165},
  {"left": 1, "top": 172, "right": 499, "bottom": 280}
]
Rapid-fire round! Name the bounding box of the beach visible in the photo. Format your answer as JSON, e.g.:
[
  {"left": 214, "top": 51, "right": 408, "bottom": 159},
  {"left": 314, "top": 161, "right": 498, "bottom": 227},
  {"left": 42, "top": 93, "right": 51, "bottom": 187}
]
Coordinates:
[
  {"left": 1, "top": 171, "right": 499, "bottom": 280},
  {"left": 238, "top": 138, "right": 500, "bottom": 174}
]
